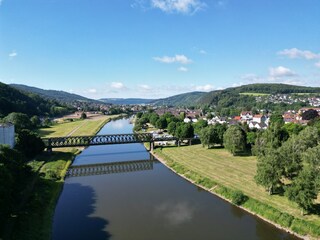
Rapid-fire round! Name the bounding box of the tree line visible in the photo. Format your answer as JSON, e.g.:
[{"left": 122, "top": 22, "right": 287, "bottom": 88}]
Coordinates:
[{"left": 136, "top": 109, "right": 320, "bottom": 214}]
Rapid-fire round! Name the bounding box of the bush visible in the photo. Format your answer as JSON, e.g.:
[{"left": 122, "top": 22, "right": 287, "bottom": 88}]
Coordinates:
[{"left": 231, "top": 190, "right": 248, "bottom": 205}]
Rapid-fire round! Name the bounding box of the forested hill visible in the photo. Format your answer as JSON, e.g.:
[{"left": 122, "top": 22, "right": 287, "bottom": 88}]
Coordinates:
[
  {"left": 0, "top": 82, "right": 71, "bottom": 118},
  {"left": 10, "top": 84, "right": 101, "bottom": 104},
  {"left": 152, "top": 91, "right": 205, "bottom": 106},
  {"left": 198, "top": 83, "right": 320, "bottom": 105},
  {"left": 100, "top": 98, "right": 154, "bottom": 105}
]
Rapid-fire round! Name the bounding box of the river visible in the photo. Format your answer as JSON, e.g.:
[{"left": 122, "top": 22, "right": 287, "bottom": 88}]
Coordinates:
[{"left": 52, "top": 118, "right": 299, "bottom": 240}]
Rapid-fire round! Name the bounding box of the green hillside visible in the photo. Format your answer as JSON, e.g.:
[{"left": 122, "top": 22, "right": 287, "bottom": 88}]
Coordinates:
[
  {"left": 0, "top": 82, "right": 70, "bottom": 118},
  {"left": 152, "top": 91, "right": 205, "bottom": 106},
  {"left": 10, "top": 84, "right": 101, "bottom": 104}
]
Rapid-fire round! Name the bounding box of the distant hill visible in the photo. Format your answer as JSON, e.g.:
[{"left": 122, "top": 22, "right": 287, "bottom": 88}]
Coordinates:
[
  {"left": 100, "top": 98, "right": 154, "bottom": 105},
  {"left": 198, "top": 83, "right": 320, "bottom": 106},
  {"left": 0, "top": 82, "right": 69, "bottom": 118},
  {"left": 10, "top": 84, "right": 101, "bottom": 104},
  {"left": 151, "top": 92, "right": 205, "bottom": 106}
]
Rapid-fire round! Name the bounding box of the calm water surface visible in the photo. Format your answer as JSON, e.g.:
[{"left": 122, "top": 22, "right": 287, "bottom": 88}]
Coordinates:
[{"left": 52, "top": 118, "right": 299, "bottom": 240}]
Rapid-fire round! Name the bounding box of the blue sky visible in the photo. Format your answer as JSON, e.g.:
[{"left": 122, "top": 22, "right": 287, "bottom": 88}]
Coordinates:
[{"left": 0, "top": 0, "right": 320, "bottom": 99}]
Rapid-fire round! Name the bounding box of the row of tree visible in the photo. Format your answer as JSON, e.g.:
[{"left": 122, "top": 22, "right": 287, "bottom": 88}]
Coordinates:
[
  {"left": 135, "top": 111, "right": 194, "bottom": 139},
  {"left": 254, "top": 116, "right": 320, "bottom": 214}
]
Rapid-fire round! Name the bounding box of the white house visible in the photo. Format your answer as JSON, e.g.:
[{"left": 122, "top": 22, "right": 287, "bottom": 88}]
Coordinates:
[
  {"left": 0, "top": 123, "right": 15, "bottom": 148},
  {"left": 240, "top": 111, "right": 253, "bottom": 121}
]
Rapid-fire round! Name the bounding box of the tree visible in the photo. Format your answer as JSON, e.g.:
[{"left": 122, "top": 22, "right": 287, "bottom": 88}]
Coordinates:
[
  {"left": 167, "top": 122, "right": 176, "bottom": 135},
  {"left": 30, "top": 115, "right": 41, "bottom": 129},
  {"left": 15, "top": 129, "right": 45, "bottom": 159},
  {"left": 279, "top": 136, "right": 303, "bottom": 179},
  {"left": 286, "top": 168, "right": 317, "bottom": 215},
  {"left": 136, "top": 112, "right": 143, "bottom": 118},
  {"left": 175, "top": 123, "right": 194, "bottom": 138},
  {"left": 80, "top": 112, "right": 87, "bottom": 119},
  {"left": 255, "top": 149, "right": 283, "bottom": 195},
  {"left": 199, "top": 126, "right": 218, "bottom": 148},
  {"left": 3, "top": 112, "right": 32, "bottom": 132},
  {"left": 149, "top": 113, "right": 159, "bottom": 126},
  {"left": 214, "top": 123, "right": 227, "bottom": 146},
  {"left": 156, "top": 117, "right": 167, "bottom": 130},
  {"left": 282, "top": 122, "right": 304, "bottom": 136},
  {"left": 193, "top": 119, "right": 208, "bottom": 134},
  {"left": 223, "top": 125, "right": 246, "bottom": 155},
  {"left": 269, "top": 113, "right": 285, "bottom": 127},
  {"left": 302, "top": 109, "right": 319, "bottom": 120}
]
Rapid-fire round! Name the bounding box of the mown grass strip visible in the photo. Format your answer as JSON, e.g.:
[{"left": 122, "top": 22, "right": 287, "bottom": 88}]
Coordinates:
[{"left": 154, "top": 145, "right": 320, "bottom": 238}]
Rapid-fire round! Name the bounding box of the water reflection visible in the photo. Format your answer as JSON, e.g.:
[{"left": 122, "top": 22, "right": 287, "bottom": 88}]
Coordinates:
[
  {"left": 53, "top": 183, "right": 111, "bottom": 240},
  {"left": 155, "top": 201, "right": 195, "bottom": 226}
]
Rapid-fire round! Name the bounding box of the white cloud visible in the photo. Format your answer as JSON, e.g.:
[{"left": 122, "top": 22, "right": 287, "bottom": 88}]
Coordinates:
[
  {"left": 9, "top": 51, "right": 17, "bottom": 59},
  {"left": 178, "top": 66, "right": 188, "bottom": 72},
  {"left": 194, "top": 84, "right": 214, "bottom": 92},
  {"left": 110, "top": 82, "right": 126, "bottom": 89},
  {"left": 278, "top": 48, "right": 320, "bottom": 60},
  {"left": 269, "top": 66, "right": 296, "bottom": 78},
  {"left": 140, "top": 84, "right": 151, "bottom": 90},
  {"left": 151, "top": 0, "right": 206, "bottom": 14},
  {"left": 88, "top": 88, "right": 97, "bottom": 93},
  {"left": 315, "top": 61, "right": 320, "bottom": 68},
  {"left": 153, "top": 54, "right": 192, "bottom": 64}
]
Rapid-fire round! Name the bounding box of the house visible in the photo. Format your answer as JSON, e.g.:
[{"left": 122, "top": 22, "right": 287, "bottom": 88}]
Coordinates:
[
  {"left": 0, "top": 123, "right": 15, "bottom": 148},
  {"left": 184, "top": 117, "right": 192, "bottom": 123},
  {"left": 252, "top": 114, "right": 267, "bottom": 123},
  {"left": 282, "top": 112, "right": 297, "bottom": 124},
  {"left": 249, "top": 122, "right": 267, "bottom": 130},
  {"left": 240, "top": 111, "right": 253, "bottom": 121}
]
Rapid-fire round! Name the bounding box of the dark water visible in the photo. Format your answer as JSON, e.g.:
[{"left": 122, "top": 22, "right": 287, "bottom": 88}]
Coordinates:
[{"left": 52, "top": 118, "right": 299, "bottom": 240}]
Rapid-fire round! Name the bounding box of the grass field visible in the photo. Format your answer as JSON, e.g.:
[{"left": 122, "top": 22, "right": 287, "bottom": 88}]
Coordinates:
[
  {"left": 38, "top": 115, "right": 117, "bottom": 137},
  {"left": 239, "top": 92, "right": 270, "bottom": 96},
  {"left": 154, "top": 145, "right": 320, "bottom": 230},
  {"left": 10, "top": 115, "right": 119, "bottom": 240}
]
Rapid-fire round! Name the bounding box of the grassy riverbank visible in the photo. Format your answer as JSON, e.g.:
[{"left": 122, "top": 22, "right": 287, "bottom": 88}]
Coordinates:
[
  {"left": 10, "top": 115, "right": 118, "bottom": 240},
  {"left": 153, "top": 145, "right": 320, "bottom": 239}
]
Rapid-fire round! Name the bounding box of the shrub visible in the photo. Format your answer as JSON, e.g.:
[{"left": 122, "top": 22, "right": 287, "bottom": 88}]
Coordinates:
[{"left": 231, "top": 190, "right": 248, "bottom": 205}]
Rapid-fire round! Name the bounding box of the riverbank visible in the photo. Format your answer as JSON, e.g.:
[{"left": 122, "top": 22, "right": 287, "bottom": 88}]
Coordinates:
[
  {"left": 149, "top": 146, "right": 320, "bottom": 240},
  {"left": 9, "top": 114, "right": 119, "bottom": 240}
]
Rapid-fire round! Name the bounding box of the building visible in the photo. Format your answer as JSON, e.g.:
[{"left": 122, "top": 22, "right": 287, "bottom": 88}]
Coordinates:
[{"left": 0, "top": 123, "right": 15, "bottom": 148}]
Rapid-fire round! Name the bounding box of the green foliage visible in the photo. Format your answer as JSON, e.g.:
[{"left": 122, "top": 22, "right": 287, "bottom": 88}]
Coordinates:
[
  {"left": 223, "top": 125, "right": 246, "bottom": 155},
  {"left": 255, "top": 148, "right": 283, "bottom": 194},
  {"left": 167, "top": 122, "right": 176, "bottom": 135},
  {"left": 15, "top": 130, "right": 45, "bottom": 159},
  {"left": 243, "top": 199, "right": 294, "bottom": 228},
  {"left": 286, "top": 168, "right": 317, "bottom": 214},
  {"left": 193, "top": 119, "right": 208, "bottom": 133},
  {"left": 231, "top": 190, "right": 248, "bottom": 205},
  {"left": 302, "top": 109, "right": 319, "bottom": 120},
  {"left": 0, "top": 82, "right": 72, "bottom": 118},
  {"left": 199, "top": 125, "right": 225, "bottom": 148},
  {"left": 136, "top": 112, "right": 143, "bottom": 118},
  {"left": 175, "top": 123, "right": 194, "bottom": 138},
  {"left": 282, "top": 122, "right": 304, "bottom": 136},
  {"left": 0, "top": 145, "right": 32, "bottom": 236},
  {"left": 3, "top": 112, "right": 33, "bottom": 132},
  {"left": 156, "top": 117, "right": 167, "bottom": 129},
  {"left": 80, "top": 112, "right": 87, "bottom": 119},
  {"left": 290, "top": 219, "right": 320, "bottom": 236},
  {"left": 269, "top": 113, "right": 285, "bottom": 127}
]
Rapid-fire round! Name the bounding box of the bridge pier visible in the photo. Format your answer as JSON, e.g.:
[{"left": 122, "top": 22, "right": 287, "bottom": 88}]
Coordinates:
[{"left": 148, "top": 141, "right": 154, "bottom": 152}]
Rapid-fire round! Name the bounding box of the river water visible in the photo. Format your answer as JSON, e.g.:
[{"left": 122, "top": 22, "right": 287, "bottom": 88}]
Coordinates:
[{"left": 52, "top": 118, "right": 299, "bottom": 240}]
